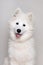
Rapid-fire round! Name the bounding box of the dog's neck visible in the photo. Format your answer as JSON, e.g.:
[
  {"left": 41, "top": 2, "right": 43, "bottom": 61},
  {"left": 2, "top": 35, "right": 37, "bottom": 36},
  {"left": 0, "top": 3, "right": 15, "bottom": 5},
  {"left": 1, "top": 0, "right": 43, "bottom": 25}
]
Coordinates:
[
  {"left": 9, "top": 35, "right": 33, "bottom": 43},
  {"left": 8, "top": 37, "right": 34, "bottom": 50},
  {"left": 9, "top": 36, "right": 33, "bottom": 46}
]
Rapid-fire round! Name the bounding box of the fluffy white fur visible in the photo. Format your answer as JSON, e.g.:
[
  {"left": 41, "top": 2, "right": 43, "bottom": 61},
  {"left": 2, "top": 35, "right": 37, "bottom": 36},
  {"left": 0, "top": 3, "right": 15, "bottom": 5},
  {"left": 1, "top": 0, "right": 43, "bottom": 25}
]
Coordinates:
[{"left": 3, "top": 8, "right": 35, "bottom": 65}]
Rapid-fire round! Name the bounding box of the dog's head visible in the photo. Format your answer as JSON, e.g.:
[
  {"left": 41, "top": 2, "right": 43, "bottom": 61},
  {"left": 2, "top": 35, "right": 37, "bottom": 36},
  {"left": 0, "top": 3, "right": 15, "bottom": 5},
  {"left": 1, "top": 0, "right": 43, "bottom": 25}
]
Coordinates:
[{"left": 9, "top": 8, "right": 34, "bottom": 42}]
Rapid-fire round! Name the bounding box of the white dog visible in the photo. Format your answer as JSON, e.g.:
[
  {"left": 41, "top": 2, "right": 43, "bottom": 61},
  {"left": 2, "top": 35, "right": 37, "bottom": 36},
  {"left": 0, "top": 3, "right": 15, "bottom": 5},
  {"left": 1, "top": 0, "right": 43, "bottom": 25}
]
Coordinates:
[{"left": 4, "top": 8, "right": 35, "bottom": 65}]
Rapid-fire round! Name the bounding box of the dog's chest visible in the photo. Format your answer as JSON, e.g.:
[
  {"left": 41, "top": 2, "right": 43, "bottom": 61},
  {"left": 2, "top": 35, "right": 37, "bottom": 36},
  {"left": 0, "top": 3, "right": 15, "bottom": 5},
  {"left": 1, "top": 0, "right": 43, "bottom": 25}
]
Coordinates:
[
  {"left": 14, "top": 46, "right": 28, "bottom": 61},
  {"left": 9, "top": 39, "right": 33, "bottom": 62}
]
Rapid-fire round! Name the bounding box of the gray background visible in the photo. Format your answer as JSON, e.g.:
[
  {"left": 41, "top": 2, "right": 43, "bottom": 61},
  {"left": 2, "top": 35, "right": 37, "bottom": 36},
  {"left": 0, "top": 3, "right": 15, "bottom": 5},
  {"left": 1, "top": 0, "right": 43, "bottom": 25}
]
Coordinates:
[{"left": 0, "top": 0, "right": 43, "bottom": 65}]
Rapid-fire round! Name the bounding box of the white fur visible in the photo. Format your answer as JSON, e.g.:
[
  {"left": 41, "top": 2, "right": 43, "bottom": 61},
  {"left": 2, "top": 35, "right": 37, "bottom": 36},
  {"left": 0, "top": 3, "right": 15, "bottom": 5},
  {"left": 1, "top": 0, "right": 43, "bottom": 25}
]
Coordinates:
[{"left": 3, "top": 8, "right": 35, "bottom": 65}]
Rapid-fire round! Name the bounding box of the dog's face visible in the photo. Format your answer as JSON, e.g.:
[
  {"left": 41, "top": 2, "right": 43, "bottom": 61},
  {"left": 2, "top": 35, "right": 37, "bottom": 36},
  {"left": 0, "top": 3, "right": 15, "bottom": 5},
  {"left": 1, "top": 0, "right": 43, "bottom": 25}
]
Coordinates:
[{"left": 9, "top": 8, "right": 33, "bottom": 42}]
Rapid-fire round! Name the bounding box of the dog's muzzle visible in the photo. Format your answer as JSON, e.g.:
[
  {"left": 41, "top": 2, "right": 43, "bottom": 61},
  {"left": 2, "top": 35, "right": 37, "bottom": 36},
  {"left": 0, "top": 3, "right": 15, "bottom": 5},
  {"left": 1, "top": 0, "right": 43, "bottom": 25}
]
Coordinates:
[{"left": 15, "top": 29, "right": 22, "bottom": 38}]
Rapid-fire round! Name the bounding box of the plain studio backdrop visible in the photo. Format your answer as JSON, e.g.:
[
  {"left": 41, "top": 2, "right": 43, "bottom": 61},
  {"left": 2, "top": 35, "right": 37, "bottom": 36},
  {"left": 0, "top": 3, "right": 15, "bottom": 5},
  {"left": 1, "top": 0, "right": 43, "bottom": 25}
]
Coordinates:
[{"left": 0, "top": 0, "right": 43, "bottom": 65}]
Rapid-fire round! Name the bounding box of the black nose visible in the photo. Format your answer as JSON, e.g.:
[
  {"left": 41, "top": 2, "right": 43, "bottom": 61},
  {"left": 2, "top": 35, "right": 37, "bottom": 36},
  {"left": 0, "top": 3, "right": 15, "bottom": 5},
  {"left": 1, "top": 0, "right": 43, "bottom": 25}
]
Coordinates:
[{"left": 17, "top": 29, "right": 21, "bottom": 33}]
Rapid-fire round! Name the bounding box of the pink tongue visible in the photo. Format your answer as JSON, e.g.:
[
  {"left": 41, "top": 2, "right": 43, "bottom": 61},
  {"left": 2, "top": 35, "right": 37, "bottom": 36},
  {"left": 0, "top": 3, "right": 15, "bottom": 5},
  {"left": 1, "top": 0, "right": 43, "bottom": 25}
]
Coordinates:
[{"left": 16, "top": 34, "right": 21, "bottom": 38}]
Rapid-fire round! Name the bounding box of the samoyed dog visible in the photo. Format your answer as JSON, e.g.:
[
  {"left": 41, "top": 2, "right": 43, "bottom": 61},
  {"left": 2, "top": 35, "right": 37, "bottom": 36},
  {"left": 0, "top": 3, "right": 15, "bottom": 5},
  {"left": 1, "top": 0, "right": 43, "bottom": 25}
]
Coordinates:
[{"left": 4, "top": 8, "right": 35, "bottom": 65}]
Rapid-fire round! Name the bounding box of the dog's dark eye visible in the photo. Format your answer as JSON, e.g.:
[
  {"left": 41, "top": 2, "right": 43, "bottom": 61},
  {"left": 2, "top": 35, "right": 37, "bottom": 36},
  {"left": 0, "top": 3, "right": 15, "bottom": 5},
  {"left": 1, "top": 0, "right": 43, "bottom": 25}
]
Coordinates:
[
  {"left": 23, "top": 24, "right": 26, "bottom": 27},
  {"left": 16, "top": 22, "right": 19, "bottom": 25}
]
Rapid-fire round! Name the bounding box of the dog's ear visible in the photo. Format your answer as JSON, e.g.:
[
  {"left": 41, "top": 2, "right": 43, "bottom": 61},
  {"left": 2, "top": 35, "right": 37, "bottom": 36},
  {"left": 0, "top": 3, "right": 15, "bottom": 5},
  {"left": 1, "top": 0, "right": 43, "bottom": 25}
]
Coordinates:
[
  {"left": 13, "top": 8, "right": 22, "bottom": 17},
  {"left": 27, "top": 12, "right": 33, "bottom": 21}
]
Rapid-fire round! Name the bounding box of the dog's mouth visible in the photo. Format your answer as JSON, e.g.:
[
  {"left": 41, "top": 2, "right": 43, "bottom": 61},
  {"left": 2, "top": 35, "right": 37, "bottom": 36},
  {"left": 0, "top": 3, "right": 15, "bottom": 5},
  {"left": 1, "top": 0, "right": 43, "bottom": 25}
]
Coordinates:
[{"left": 15, "top": 33, "right": 22, "bottom": 38}]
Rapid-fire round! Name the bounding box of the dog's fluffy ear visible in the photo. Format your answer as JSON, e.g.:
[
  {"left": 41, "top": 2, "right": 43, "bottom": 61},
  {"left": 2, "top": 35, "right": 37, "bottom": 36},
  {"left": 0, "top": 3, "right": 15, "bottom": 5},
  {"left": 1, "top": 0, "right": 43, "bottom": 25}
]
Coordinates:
[
  {"left": 14, "top": 8, "right": 22, "bottom": 17},
  {"left": 27, "top": 12, "right": 33, "bottom": 21}
]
